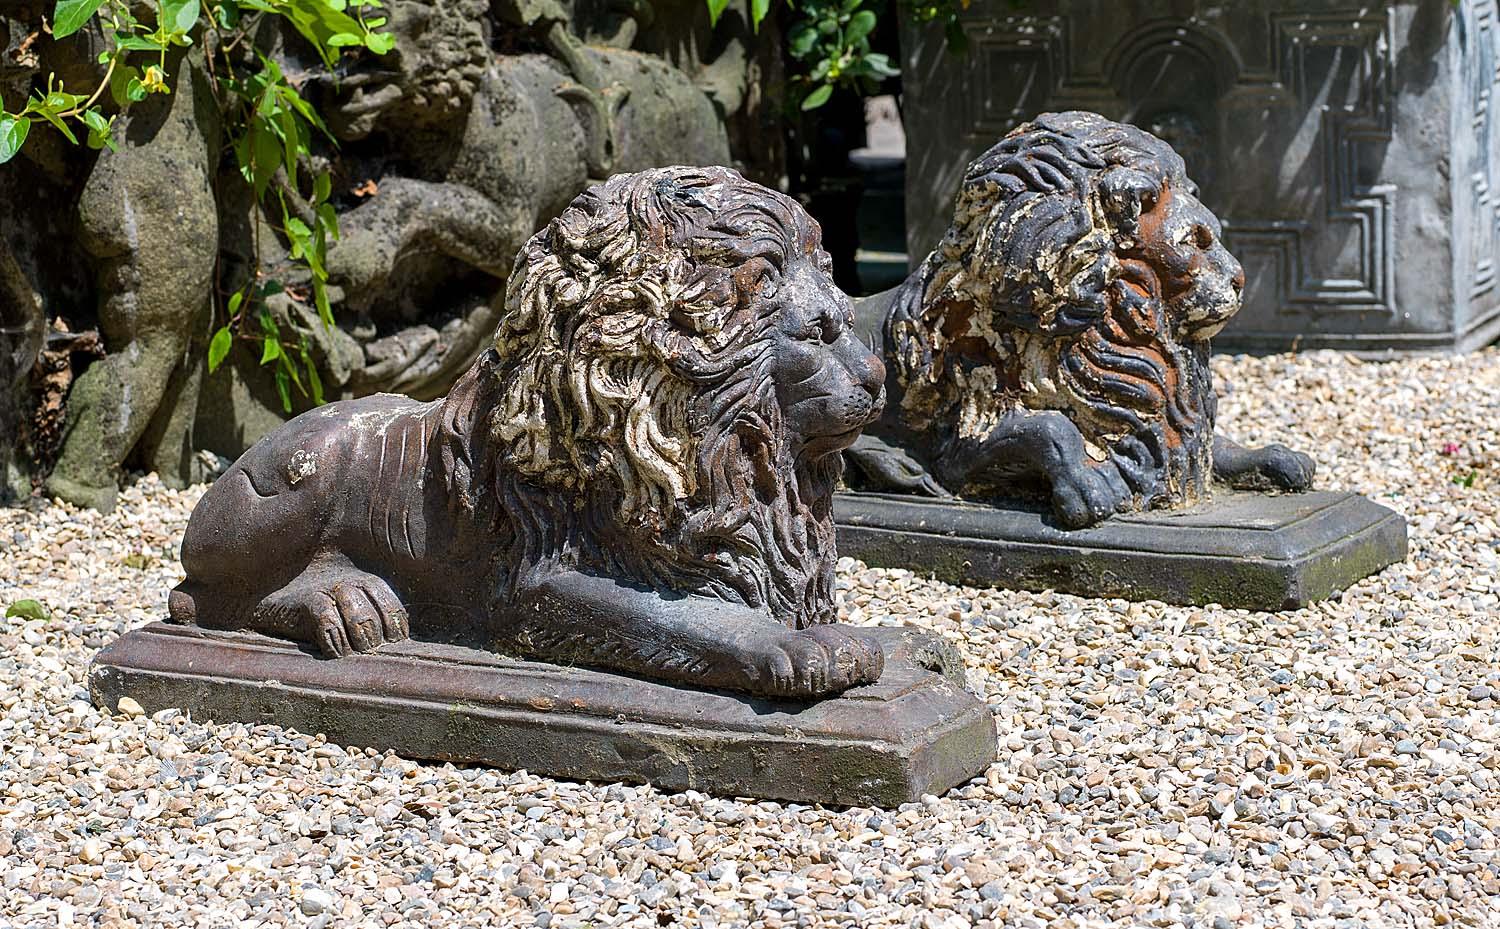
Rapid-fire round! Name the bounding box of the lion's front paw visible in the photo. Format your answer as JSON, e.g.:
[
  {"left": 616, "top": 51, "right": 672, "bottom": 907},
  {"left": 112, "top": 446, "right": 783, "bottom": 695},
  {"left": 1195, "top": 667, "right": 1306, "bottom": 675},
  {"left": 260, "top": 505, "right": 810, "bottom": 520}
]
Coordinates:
[
  {"left": 844, "top": 435, "right": 951, "bottom": 497},
  {"left": 1050, "top": 460, "right": 1134, "bottom": 529},
  {"left": 257, "top": 570, "right": 411, "bottom": 658},
  {"left": 753, "top": 625, "right": 885, "bottom": 698},
  {"left": 1229, "top": 444, "right": 1316, "bottom": 493}
]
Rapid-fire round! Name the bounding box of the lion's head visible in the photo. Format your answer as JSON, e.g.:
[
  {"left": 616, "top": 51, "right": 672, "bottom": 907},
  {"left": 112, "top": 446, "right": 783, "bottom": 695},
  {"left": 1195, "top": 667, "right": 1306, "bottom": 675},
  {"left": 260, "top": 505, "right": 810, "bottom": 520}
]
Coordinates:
[
  {"left": 892, "top": 111, "right": 1244, "bottom": 506},
  {"left": 458, "top": 166, "right": 884, "bottom": 628},
  {"left": 323, "top": 0, "right": 490, "bottom": 141}
]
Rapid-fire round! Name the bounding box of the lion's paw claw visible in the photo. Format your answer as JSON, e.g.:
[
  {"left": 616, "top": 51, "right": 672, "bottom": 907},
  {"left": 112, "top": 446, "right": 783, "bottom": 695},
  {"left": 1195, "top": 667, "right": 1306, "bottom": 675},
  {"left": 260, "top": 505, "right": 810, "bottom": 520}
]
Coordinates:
[
  {"left": 756, "top": 626, "right": 884, "bottom": 699},
  {"left": 257, "top": 571, "right": 410, "bottom": 658},
  {"left": 1051, "top": 461, "right": 1134, "bottom": 529}
]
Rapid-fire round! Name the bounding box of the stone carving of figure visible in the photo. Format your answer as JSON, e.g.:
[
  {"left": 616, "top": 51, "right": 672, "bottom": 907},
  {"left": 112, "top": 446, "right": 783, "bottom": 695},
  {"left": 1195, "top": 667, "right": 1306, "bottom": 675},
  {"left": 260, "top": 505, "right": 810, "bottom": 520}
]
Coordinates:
[
  {"left": 168, "top": 166, "right": 890, "bottom": 699},
  {"left": 846, "top": 112, "right": 1315, "bottom": 527}
]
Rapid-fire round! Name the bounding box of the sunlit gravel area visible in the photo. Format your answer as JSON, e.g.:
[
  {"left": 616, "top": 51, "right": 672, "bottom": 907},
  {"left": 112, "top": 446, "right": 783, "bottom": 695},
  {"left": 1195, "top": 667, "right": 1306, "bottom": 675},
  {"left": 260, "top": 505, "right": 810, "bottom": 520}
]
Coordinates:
[{"left": 2, "top": 349, "right": 1498, "bottom": 929}]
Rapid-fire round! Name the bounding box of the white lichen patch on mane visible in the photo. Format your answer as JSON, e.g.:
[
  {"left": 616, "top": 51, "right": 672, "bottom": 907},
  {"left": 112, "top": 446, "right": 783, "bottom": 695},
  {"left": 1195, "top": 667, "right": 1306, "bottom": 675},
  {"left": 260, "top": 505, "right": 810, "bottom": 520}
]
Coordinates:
[
  {"left": 1016, "top": 334, "right": 1063, "bottom": 409},
  {"left": 954, "top": 366, "right": 1007, "bottom": 441}
]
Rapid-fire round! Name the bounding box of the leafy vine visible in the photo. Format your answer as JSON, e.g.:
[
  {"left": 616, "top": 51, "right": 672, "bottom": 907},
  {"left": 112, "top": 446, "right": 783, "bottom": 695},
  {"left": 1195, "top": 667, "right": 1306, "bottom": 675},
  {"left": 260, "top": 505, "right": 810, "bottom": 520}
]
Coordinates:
[
  {"left": 1, "top": 0, "right": 396, "bottom": 411},
  {"left": 705, "top": 0, "right": 968, "bottom": 110}
]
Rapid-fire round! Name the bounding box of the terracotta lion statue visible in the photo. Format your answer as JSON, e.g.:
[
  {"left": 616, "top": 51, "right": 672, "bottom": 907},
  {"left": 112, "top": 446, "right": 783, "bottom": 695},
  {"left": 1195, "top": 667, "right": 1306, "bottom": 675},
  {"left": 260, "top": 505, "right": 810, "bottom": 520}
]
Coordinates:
[
  {"left": 847, "top": 111, "right": 1315, "bottom": 528},
  {"left": 169, "top": 166, "right": 889, "bottom": 699}
]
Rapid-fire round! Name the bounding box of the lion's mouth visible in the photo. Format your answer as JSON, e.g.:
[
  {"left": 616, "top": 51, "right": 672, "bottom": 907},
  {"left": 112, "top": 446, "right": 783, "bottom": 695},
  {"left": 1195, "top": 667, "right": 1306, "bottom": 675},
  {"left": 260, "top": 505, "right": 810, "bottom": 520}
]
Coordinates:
[{"left": 801, "top": 425, "right": 867, "bottom": 458}]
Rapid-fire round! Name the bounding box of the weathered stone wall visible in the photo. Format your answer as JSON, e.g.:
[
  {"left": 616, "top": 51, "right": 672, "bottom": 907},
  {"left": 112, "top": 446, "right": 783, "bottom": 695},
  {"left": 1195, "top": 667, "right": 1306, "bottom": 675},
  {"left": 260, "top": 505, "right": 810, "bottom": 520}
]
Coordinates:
[
  {"left": 0, "top": 0, "right": 776, "bottom": 508},
  {"left": 901, "top": 1, "right": 1500, "bottom": 353}
]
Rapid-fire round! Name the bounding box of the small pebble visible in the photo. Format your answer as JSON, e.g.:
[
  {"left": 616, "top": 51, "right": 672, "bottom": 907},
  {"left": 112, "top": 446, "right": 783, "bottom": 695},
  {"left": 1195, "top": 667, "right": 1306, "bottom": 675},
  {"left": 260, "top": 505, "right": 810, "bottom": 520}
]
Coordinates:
[{"left": 299, "top": 888, "right": 335, "bottom": 916}]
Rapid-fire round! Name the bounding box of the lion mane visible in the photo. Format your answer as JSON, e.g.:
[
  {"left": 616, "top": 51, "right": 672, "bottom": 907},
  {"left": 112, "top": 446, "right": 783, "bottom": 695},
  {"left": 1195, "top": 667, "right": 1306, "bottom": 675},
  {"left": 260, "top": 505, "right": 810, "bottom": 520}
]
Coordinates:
[
  {"left": 435, "top": 166, "right": 841, "bottom": 629},
  {"left": 889, "top": 111, "right": 1224, "bottom": 506}
]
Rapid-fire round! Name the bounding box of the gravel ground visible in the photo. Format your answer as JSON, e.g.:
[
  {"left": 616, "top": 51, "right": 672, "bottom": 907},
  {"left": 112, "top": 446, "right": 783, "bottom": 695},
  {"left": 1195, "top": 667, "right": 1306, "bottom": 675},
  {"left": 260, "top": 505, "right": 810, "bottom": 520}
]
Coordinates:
[{"left": 2, "top": 349, "right": 1498, "bottom": 929}]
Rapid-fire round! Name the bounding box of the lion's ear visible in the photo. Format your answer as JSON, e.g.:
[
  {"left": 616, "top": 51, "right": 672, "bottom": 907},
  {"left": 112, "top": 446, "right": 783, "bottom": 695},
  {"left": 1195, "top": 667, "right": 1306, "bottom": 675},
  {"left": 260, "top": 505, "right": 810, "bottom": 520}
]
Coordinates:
[{"left": 1097, "top": 167, "right": 1161, "bottom": 238}]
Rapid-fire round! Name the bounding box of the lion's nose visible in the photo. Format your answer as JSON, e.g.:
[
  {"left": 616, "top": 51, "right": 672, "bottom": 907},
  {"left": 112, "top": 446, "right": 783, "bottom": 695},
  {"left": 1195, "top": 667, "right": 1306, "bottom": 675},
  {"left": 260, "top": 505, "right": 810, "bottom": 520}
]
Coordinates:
[
  {"left": 1231, "top": 264, "right": 1246, "bottom": 293},
  {"left": 858, "top": 347, "right": 886, "bottom": 398}
]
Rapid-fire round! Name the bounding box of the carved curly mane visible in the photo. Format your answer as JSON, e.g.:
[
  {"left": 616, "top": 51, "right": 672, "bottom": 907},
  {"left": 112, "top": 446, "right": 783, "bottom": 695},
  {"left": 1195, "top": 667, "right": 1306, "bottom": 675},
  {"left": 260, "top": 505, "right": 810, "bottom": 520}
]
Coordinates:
[
  {"left": 438, "top": 167, "right": 839, "bottom": 629},
  {"left": 890, "top": 111, "right": 1218, "bottom": 505}
]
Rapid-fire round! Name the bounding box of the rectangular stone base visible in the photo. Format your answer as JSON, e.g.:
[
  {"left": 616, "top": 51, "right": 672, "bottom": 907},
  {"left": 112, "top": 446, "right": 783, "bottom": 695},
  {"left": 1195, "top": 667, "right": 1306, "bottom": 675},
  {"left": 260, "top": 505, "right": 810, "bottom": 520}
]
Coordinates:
[
  {"left": 835, "top": 490, "right": 1407, "bottom": 611},
  {"left": 88, "top": 623, "right": 997, "bottom": 807}
]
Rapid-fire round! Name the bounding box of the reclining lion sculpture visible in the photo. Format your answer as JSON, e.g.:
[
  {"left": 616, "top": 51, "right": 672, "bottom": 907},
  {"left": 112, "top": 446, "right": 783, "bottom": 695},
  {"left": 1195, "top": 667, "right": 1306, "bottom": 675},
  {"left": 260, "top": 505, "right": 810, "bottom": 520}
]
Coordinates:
[
  {"left": 168, "top": 166, "right": 888, "bottom": 699},
  {"left": 847, "top": 111, "right": 1315, "bottom": 528}
]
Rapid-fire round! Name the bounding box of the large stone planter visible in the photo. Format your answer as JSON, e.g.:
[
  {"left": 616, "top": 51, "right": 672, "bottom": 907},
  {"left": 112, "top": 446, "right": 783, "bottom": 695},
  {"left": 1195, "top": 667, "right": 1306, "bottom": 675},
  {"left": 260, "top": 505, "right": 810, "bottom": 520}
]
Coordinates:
[{"left": 902, "top": 1, "right": 1500, "bottom": 352}]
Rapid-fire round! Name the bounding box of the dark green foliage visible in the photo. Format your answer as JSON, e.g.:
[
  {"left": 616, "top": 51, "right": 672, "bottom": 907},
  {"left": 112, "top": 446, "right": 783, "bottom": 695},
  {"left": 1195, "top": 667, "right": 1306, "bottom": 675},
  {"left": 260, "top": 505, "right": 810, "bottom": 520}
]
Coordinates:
[{"left": 5, "top": 0, "right": 394, "bottom": 411}]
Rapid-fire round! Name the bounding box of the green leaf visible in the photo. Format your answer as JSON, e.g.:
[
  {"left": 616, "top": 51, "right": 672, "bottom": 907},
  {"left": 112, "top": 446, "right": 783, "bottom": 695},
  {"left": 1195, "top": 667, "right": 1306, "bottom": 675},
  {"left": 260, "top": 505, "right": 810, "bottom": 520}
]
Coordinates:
[
  {"left": 788, "top": 24, "right": 817, "bottom": 57},
  {"left": 313, "top": 278, "right": 334, "bottom": 329},
  {"left": 274, "top": 82, "right": 332, "bottom": 141},
  {"left": 844, "top": 9, "right": 875, "bottom": 44},
  {"left": 8, "top": 597, "right": 49, "bottom": 621},
  {"left": 82, "top": 109, "right": 115, "bottom": 150},
  {"left": 862, "top": 52, "right": 899, "bottom": 78},
  {"left": 37, "top": 89, "right": 86, "bottom": 112},
  {"left": 52, "top": 0, "right": 107, "bottom": 38},
  {"left": 362, "top": 31, "right": 394, "bottom": 55},
  {"left": 801, "top": 83, "right": 833, "bottom": 110},
  {"left": 284, "top": 215, "right": 312, "bottom": 260},
  {"left": 31, "top": 105, "right": 78, "bottom": 145},
  {"left": 269, "top": 0, "right": 370, "bottom": 69},
  {"left": 249, "top": 119, "right": 280, "bottom": 197},
  {"left": 277, "top": 348, "right": 305, "bottom": 394},
  {"left": 312, "top": 170, "right": 331, "bottom": 204},
  {"left": 112, "top": 35, "right": 168, "bottom": 52},
  {"left": 164, "top": 0, "right": 201, "bottom": 35},
  {"left": 228, "top": 290, "right": 245, "bottom": 316},
  {"left": 207, "top": 325, "right": 233, "bottom": 372},
  {"left": 275, "top": 106, "right": 302, "bottom": 183},
  {"left": 304, "top": 352, "right": 325, "bottom": 405},
  {"left": 750, "top": 0, "right": 770, "bottom": 31},
  {"left": 273, "top": 367, "right": 292, "bottom": 412},
  {"left": 326, "top": 31, "right": 362, "bottom": 46},
  {"left": 705, "top": 0, "right": 730, "bottom": 26},
  {"left": 316, "top": 202, "right": 340, "bottom": 241},
  {"left": 260, "top": 337, "right": 282, "bottom": 365},
  {"left": 212, "top": 1, "right": 239, "bottom": 30},
  {"left": 110, "top": 63, "right": 141, "bottom": 107},
  {"left": 0, "top": 116, "right": 30, "bottom": 164},
  {"left": 301, "top": 228, "right": 326, "bottom": 279},
  {"left": 6, "top": 599, "right": 48, "bottom": 621}
]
